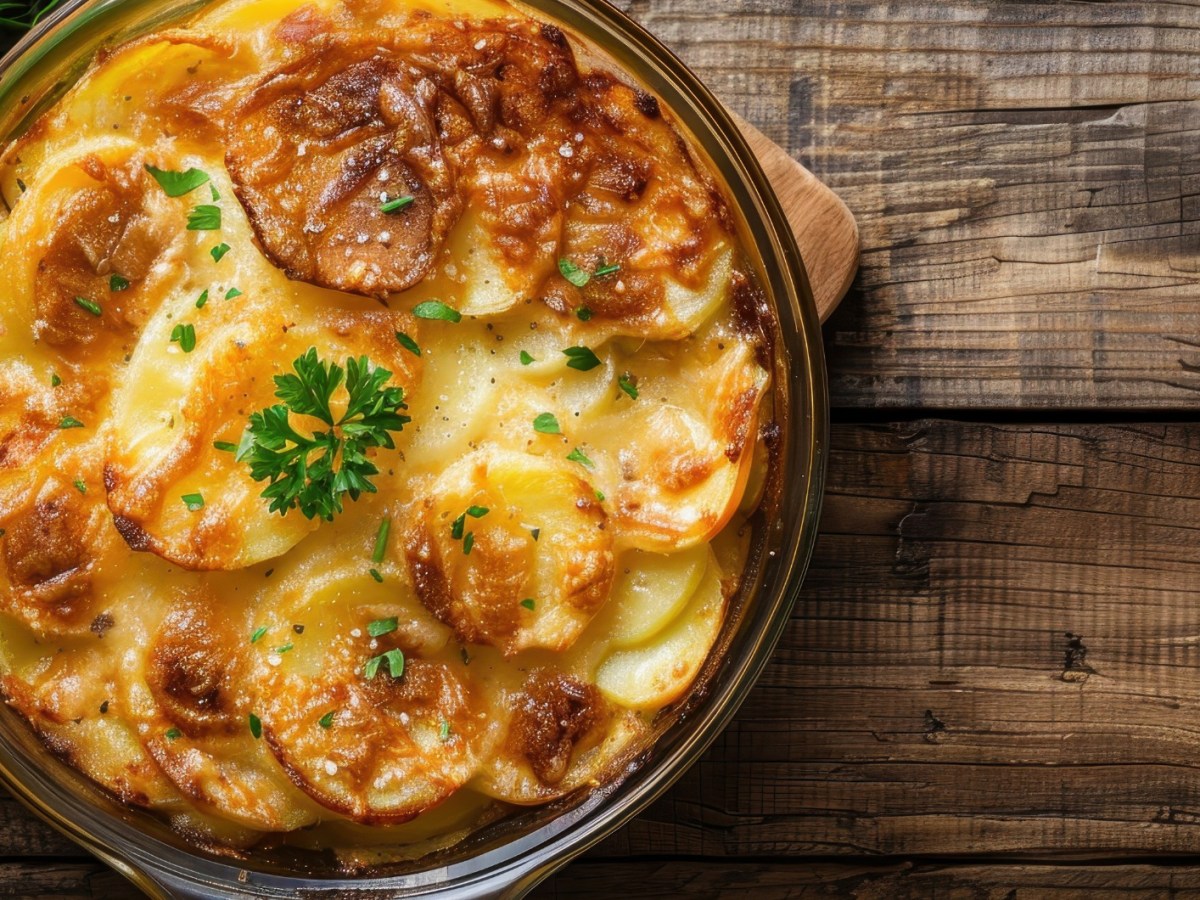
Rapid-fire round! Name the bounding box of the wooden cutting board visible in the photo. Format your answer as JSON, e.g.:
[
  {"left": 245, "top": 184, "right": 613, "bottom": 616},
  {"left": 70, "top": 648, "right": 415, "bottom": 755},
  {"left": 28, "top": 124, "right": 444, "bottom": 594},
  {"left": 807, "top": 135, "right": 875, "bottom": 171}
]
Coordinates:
[{"left": 732, "top": 113, "right": 858, "bottom": 323}]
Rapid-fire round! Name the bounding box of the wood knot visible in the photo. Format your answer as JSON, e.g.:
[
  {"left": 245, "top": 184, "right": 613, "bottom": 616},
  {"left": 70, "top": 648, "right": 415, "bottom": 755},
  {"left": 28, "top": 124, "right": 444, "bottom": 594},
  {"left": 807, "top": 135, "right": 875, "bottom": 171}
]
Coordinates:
[{"left": 1061, "top": 631, "right": 1096, "bottom": 683}]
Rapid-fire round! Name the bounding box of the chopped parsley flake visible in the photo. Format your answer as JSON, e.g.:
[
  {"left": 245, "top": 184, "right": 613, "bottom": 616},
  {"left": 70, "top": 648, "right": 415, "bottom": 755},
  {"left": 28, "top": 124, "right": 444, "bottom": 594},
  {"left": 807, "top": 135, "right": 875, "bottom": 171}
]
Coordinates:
[
  {"left": 74, "top": 296, "right": 102, "bottom": 317},
  {"left": 144, "top": 164, "right": 210, "bottom": 197},
  {"left": 372, "top": 517, "right": 391, "bottom": 564},
  {"left": 213, "top": 440, "right": 238, "bottom": 453},
  {"left": 248, "top": 713, "right": 262, "bottom": 739},
  {"left": 165, "top": 727, "right": 182, "bottom": 741},
  {"left": 533, "top": 412, "right": 561, "bottom": 434},
  {"left": 250, "top": 626, "right": 268, "bottom": 644},
  {"left": 595, "top": 489, "right": 606, "bottom": 501},
  {"left": 276, "top": 642, "right": 293, "bottom": 654},
  {"left": 439, "top": 719, "right": 451, "bottom": 742},
  {"left": 520, "top": 598, "right": 536, "bottom": 611},
  {"left": 186, "top": 204, "right": 221, "bottom": 231},
  {"left": 563, "top": 346, "right": 601, "bottom": 371},
  {"left": 451, "top": 513, "right": 466, "bottom": 541},
  {"left": 368, "top": 617, "right": 398, "bottom": 637},
  {"left": 195, "top": 289, "right": 209, "bottom": 309},
  {"left": 210, "top": 243, "right": 231, "bottom": 262},
  {"left": 594, "top": 262, "right": 621, "bottom": 278},
  {"left": 519, "top": 350, "right": 535, "bottom": 365},
  {"left": 395, "top": 331, "right": 421, "bottom": 356},
  {"left": 50, "top": 373, "right": 61, "bottom": 387},
  {"left": 170, "top": 323, "right": 197, "bottom": 353},
  {"left": 109, "top": 273, "right": 130, "bottom": 292},
  {"left": 380, "top": 194, "right": 415, "bottom": 213},
  {"left": 566, "top": 447, "right": 595, "bottom": 469},
  {"left": 318, "top": 711, "right": 335, "bottom": 729},
  {"left": 618, "top": 372, "right": 639, "bottom": 399},
  {"left": 182, "top": 492, "right": 204, "bottom": 511},
  {"left": 59, "top": 416, "right": 84, "bottom": 429},
  {"left": 575, "top": 306, "right": 592, "bottom": 321},
  {"left": 558, "top": 257, "right": 590, "bottom": 288},
  {"left": 369, "top": 567, "right": 383, "bottom": 582},
  {"left": 210, "top": 183, "right": 220, "bottom": 202},
  {"left": 413, "top": 300, "right": 462, "bottom": 323},
  {"left": 225, "top": 287, "right": 242, "bottom": 300},
  {"left": 73, "top": 479, "right": 87, "bottom": 494},
  {"left": 364, "top": 648, "right": 405, "bottom": 680},
  {"left": 463, "top": 532, "right": 475, "bottom": 555},
  {"left": 466, "top": 505, "right": 489, "bottom": 518}
]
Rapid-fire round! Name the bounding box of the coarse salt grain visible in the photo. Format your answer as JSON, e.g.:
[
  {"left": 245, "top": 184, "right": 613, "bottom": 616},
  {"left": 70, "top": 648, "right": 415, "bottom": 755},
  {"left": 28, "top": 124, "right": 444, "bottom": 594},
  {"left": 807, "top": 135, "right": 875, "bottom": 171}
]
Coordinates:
[{"left": 324, "top": 760, "right": 338, "bottom": 775}]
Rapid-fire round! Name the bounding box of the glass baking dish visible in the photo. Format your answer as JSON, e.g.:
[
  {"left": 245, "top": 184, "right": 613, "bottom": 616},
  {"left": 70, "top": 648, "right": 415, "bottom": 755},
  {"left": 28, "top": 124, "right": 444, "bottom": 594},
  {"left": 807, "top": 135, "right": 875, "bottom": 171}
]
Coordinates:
[{"left": 0, "top": 0, "right": 828, "bottom": 895}]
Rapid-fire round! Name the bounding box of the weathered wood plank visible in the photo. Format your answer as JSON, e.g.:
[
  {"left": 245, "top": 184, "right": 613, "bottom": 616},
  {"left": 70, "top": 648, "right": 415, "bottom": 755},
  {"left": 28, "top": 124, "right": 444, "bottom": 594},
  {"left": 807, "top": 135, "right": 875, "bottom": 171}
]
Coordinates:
[
  {"left": 0, "top": 862, "right": 129, "bottom": 897},
  {"left": 577, "top": 421, "right": 1200, "bottom": 858},
  {"left": 538, "top": 860, "right": 1200, "bottom": 898},
  {"left": 613, "top": 0, "right": 1200, "bottom": 408}
]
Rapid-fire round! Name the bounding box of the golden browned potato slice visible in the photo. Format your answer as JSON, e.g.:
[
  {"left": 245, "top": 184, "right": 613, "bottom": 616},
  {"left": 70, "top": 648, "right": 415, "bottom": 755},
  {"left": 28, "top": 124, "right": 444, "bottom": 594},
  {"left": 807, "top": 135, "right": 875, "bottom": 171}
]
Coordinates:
[
  {"left": 225, "top": 47, "right": 459, "bottom": 296},
  {"left": 403, "top": 447, "right": 615, "bottom": 655},
  {"left": 126, "top": 590, "right": 321, "bottom": 831},
  {"left": 471, "top": 665, "right": 643, "bottom": 804},
  {"left": 105, "top": 215, "right": 423, "bottom": 571},
  {"left": 248, "top": 535, "right": 472, "bottom": 824}
]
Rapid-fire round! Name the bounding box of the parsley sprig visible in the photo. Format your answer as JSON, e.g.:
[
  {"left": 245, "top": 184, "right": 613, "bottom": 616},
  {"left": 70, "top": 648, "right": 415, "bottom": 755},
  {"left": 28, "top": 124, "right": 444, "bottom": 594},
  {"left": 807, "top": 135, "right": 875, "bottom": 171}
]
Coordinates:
[{"left": 242, "top": 349, "right": 410, "bottom": 521}]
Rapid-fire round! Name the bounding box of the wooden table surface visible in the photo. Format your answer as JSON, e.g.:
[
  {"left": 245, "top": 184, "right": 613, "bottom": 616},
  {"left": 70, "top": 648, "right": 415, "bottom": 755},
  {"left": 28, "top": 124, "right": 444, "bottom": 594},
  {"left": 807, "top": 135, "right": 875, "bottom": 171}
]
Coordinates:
[{"left": 7, "top": 0, "right": 1200, "bottom": 896}]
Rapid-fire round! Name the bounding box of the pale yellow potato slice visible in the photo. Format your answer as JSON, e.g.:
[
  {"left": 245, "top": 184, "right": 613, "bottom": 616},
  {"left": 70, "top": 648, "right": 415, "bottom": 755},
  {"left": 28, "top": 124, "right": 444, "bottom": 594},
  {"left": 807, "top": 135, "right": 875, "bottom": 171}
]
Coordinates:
[
  {"left": 595, "top": 553, "right": 726, "bottom": 710},
  {"left": 403, "top": 446, "right": 614, "bottom": 655},
  {"left": 602, "top": 543, "right": 708, "bottom": 648}
]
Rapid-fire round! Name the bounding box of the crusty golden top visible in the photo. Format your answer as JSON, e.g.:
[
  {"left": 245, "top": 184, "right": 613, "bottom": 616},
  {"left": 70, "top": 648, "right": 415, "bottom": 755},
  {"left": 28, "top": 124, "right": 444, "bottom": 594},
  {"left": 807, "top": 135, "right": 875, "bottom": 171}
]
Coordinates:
[{"left": 0, "top": 0, "right": 774, "bottom": 866}]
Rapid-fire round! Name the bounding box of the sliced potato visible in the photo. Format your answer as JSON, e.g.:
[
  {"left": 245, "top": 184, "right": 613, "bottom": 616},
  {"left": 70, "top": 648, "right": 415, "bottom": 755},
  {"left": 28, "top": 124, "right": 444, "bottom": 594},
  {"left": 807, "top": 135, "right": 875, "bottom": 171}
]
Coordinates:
[
  {"left": 403, "top": 446, "right": 614, "bottom": 655},
  {"left": 602, "top": 543, "right": 708, "bottom": 648},
  {"left": 595, "top": 553, "right": 726, "bottom": 710}
]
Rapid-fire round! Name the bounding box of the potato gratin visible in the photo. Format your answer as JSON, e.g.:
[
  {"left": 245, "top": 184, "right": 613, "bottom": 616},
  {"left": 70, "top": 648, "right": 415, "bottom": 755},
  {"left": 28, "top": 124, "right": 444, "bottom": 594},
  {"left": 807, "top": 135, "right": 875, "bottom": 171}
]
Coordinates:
[{"left": 0, "top": 0, "right": 778, "bottom": 867}]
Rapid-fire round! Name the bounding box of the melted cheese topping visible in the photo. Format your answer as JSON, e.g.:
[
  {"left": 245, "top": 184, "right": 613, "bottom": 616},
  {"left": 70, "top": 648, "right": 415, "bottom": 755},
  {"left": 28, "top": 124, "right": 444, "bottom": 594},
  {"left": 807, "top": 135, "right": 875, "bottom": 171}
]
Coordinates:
[{"left": 0, "top": 0, "right": 775, "bottom": 866}]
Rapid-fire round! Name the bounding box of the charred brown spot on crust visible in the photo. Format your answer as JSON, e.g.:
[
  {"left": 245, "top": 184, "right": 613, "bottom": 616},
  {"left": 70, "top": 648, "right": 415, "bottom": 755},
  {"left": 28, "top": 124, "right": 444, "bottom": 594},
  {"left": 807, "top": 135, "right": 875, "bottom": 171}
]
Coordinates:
[
  {"left": 730, "top": 269, "right": 774, "bottom": 370},
  {"left": 112, "top": 513, "right": 152, "bottom": 552},
  {"left": 89, "top": 611, "right": 114, "bottom": 636},
  {"left": 539, "top": 23, "right": 568, "bottom": 49},
  {"left": 633, "top": 89, "right": 660, "bottom": 120},
  {"left": 722, "top": 387, "right": 760, "bottom": 464},
  {"left": 510, "top": 670, "right": 608, "bottom": 785},
  {"left": 148, "top": 599, "right": 240, "bottom": 735}
]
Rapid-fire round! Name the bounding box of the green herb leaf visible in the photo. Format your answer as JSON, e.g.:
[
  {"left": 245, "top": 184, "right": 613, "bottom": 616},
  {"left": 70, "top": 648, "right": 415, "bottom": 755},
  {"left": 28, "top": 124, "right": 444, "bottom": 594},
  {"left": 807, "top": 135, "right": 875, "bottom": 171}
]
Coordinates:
[
  {"left": 213, "top": 440, "right": 237, "bottom": 453},
  {"left": 594, "top": 262, "right": 621, "bottom": 278},
  {"left": 276, "top": 642, "right": 293, "bottom": 654},
  {"left": 210, "top": 183, "right": 220, "bottom": 202},
  {"left": 195, "top": 289, "right": 209, "bottom": 309},
  {"left": 210, "top": 242, "right": 230, "bottom": 262},
  {"left": 109, "top": 273, "right": 130, "bottom": 292},
  {"left": 364, "top": 648, "right": 405, "bottom": 680},
  {"left": 519, "top": 350, "right": 535, "bottom": 365},
  {"left": 186, "top": 204, "right": 221, "bottom": 230},
  {"left": 595, "top": 489, "right": 606, "bottom": 501},
  {"left": 566, "top": 447, "right": 595, "bottom": 469},
  {"left": 372, "top": 517, "right": 391, "bottom": 563},
  {"left": 59, "top": 416, "right": 84, "bottom": 429},
  {"left": 248, "top": 713, "right": 262, "bottom": 739},
  {"left": 250, "top": 626, "right": 268, "bottom": 644},
  {"left": 225, "top": 287, "right": 242, "bottom": 300},
  {"left": 50, "top": 373, "right": 61, "bottom": 387},
  {"left": 563, "top": 346, "right": 601, "bottom": 371},
  {"left": 369, "top": 567, "right": 383, "bottom": 582},
  {"left": 558, "top": 257, "right": 590, "bottom": 288},
  {"left": 413, "top": 300, "right": 462, "bottom": 323},
  {"left": 73, "top": 479, "right": 86, "bottom": 494},
  {"left": 463, "top": 532, "right": 475, "bottom": 555},
  {"left": 165, "top": 727, "right": 182, "bottom": 741},
  {"left": 575, "top": 306, "right": 592, "bottom": 321},
  {"left": 520, "top": 598, "right": 536, "bottom": 611},
  {"left": 368, "top": 616, "right": 398, "bottom": 637},
  {"left": 144, "top": 164, "right": 210, "bottom": 197},
  {"left": 439, "top": 719, "right": 451, "bottom": 742},
  {"left": 618, "top": 372, "right": 639, "bottom": 399},
  {"left": 533, "top": 412, "right": 560, "bottom": 434},
  {"left": 242, "top": 350, "right": 411, "bottom": 521},
  {"left": 170, "top": 323, "right": 197, "bottom": 353},
  {"left": 380, "top": 194, "right": 415, "bottom": 213},
  {"left": 181, "top": 492, "right": 204, "bottom": 511},
  {"left": 395, "top": 331, "right": 421, "bottom": 356},
  {"left": 451, "top": 513, "right": 466, "bottom": 540},
  {"left": 466, "top": 506, "right": 489, "bottom": 518},
  {"left": 74, "top": 296, "right": 102, "bottom": 317},
  {"left": 318, "top": 711, "right": 335, "bottom": 729}
]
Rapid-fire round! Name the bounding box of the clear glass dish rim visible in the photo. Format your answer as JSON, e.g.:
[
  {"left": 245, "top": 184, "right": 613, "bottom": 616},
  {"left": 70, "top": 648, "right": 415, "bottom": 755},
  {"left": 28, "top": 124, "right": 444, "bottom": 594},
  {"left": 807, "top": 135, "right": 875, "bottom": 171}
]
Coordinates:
[{"left": 0, "top": 0, "right": 830, "bottom": 896}]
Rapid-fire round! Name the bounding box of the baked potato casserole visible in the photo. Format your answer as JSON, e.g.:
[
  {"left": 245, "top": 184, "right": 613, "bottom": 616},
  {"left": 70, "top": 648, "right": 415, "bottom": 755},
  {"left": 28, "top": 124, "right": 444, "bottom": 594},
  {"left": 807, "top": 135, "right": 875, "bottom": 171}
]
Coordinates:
[{"left": 0, "top": 0, "right": 779, "bottom": 868}]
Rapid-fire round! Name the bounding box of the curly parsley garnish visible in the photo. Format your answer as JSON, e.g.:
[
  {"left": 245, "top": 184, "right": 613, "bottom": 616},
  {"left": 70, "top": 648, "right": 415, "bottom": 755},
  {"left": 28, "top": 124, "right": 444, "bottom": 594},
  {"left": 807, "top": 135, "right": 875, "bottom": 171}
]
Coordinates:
[{"left": 242, "top": 349, "right": 410, "bottom": 521}]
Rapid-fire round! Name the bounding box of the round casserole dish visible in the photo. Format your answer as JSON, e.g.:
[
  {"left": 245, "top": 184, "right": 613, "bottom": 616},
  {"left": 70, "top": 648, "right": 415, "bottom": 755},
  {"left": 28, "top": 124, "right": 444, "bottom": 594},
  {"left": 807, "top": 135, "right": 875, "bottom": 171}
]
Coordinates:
[{"left": 0, "top": 0, "right": 828, "bottom": 896}]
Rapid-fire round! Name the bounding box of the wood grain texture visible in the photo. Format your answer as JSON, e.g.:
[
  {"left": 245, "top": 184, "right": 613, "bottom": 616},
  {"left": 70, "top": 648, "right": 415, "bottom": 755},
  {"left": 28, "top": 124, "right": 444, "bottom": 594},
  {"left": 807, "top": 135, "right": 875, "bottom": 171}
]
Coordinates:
[
  {"left": 613, "top": 0, "right": 1200, "bottom": 408},
  {"left": 734, "top": 112, "right": 859, "bottom": 322},
  {"left": 537, "top": 860, "right": 1200, "bottom": 898}
]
